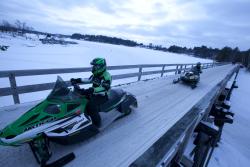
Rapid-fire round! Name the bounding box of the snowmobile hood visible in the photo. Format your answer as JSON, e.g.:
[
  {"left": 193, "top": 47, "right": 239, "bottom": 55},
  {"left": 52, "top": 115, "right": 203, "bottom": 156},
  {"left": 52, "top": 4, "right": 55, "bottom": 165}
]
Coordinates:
[
  {"left": 0, "top": 101, "right": 54, "bottom": 145},
  {"left": 0, "top": 99, "right": 86, "bottom": 146}
]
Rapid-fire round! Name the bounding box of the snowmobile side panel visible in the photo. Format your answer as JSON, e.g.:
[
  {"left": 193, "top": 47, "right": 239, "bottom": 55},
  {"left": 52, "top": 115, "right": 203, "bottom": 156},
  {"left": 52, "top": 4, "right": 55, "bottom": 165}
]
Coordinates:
[
  {"left": 100, "top": 89, "right": 126, "bottom": 112},
  {"left": 119, "top": 93, "right": 138, "bottom": 114},
  {"left": 48, "top": 124, "right": 99, "bottom": 145}
]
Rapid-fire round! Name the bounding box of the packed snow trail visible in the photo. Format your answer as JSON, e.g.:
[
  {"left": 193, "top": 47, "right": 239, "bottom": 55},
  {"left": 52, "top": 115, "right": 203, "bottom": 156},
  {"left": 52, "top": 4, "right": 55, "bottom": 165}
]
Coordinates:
[
  {"left": 209, "top": 69, "right": 250, "bottom": 167},
  {"left": 0, "top": 65, "right": 235, "bottom": 167}
]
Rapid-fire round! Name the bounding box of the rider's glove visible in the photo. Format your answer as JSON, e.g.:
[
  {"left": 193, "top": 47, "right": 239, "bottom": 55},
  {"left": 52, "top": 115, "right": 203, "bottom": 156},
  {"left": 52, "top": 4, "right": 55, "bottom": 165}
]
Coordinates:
[
  {"left": 84, "top": 87, "right": 94, "bottom": 95},
  {"left": 70, "top": 78, "right": 82, "bottom": 84}
]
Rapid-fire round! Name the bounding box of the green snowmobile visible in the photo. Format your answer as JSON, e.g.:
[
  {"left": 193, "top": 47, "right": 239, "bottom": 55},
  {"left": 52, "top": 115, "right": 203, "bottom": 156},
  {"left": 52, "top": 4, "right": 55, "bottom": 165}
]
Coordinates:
[{"left": 0, "top": 76, "right": 137, "bottom": 166}]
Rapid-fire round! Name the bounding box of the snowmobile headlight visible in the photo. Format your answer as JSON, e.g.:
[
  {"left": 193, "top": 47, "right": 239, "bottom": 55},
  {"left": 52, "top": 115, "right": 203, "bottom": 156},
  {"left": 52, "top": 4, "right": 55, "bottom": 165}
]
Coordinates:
[{"left": 190, "top": 76, "right": 195, "bottom": 79}]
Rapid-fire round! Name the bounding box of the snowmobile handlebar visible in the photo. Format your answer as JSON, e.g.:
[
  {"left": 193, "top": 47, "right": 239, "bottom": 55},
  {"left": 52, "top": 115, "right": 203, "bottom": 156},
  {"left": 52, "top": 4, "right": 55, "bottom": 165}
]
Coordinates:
[{"left": 70, "top": 82, "right": 85, "bottom": 94}]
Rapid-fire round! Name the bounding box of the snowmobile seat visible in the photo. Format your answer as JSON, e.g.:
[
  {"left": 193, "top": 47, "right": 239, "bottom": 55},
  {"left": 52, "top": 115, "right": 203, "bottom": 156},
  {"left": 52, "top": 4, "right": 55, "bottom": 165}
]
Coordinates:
[{"left": 100, "top": 89, "right": 125, "bottom": 112}]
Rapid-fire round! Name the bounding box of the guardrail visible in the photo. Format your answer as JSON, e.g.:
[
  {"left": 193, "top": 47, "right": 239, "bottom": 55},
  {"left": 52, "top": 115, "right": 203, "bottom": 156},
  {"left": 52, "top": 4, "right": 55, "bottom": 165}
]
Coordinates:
[{"left": 0, "top": 63, "right": 215, "bottom": 104}]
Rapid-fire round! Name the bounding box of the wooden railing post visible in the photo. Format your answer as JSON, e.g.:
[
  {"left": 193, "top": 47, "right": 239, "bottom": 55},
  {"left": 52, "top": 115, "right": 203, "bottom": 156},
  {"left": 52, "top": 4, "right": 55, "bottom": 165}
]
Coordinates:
[
  {"left": 9, "top": 73, "right": 20, "bottom": 104},
  {"left": 175, "top": 65, "right": 179, "bottom": 75},
  {"left": 161, "top": 65, "right": 166, "bottom": 77},
  {"left": 184, "top": 65, "right": 187, "bottom": 72},
  {"left": 180, "top": 65, "right": 183, "bottom": 74},
  {"left": 138, "top": 66, "right": 143, "bottom": 81}
]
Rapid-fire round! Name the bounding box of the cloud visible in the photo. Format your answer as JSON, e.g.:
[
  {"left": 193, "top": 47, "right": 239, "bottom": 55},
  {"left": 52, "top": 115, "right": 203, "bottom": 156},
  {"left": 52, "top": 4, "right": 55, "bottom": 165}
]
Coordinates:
[{"left": 1, "top": 0, "right": 250, "bottom": 50}]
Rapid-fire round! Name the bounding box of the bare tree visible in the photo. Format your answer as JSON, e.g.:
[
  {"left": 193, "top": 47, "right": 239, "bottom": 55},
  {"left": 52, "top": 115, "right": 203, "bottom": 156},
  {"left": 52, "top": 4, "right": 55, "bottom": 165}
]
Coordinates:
[
  {"left": 2, "top": 20, "right": 12, "bottom": 27},
  {"left": 1, "top": 20, "right": 14, "bottom": 32},
  {"left": 22, "top": 22, "right": 26, "bottom": 31},
  {"left": 15, "top": 20, "right": 22, "bottom": 29}
]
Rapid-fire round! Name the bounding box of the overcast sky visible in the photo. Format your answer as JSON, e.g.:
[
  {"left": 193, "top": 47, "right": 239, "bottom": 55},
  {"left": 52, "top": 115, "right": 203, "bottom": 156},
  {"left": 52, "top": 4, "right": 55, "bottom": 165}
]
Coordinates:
[{"left": 1, "top": 0, "right": 250, "bottom": 50}]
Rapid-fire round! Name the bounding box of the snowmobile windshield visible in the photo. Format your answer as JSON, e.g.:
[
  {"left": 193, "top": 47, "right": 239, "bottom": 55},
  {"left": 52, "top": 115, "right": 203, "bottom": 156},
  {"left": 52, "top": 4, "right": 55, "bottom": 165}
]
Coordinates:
[{"left": 47, "top": 76, "right": 79, "bottom": 101}]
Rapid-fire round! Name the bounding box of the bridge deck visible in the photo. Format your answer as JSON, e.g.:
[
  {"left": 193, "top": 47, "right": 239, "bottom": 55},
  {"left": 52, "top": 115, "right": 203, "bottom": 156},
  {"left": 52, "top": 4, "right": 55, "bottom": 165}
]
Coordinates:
[{"left": 0, "top": 65, "right": 236, "bottom": 167}]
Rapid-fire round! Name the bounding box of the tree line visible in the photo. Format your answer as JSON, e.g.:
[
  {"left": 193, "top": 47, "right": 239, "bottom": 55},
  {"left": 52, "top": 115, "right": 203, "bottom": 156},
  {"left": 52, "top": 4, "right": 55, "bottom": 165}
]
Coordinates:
[
  {"left": 0, "top": 20, "right": 69, "bottom": 37},
  {"left": 71, "top": 33, "right": 138, "bottom": 47},
  {"left": 0, "top": 20, "right": 34, "bottom": 34},
  {"left": 71, "top": 33, "right": 250, "bottom": 67},
  {"left": 166, "top": 45, "right": 250, "bottom": 67}
]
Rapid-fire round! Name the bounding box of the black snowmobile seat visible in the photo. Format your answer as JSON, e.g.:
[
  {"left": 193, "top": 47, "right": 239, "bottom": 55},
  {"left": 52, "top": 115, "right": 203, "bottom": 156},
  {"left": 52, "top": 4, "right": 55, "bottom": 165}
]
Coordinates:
[{"left": 100, "top": 89, "right": 125, "bottom": 112}]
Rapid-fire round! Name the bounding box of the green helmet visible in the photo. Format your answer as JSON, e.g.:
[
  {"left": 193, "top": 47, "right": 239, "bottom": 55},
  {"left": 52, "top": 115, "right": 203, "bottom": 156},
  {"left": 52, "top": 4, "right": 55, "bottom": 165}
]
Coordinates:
[{"left": 91, "top": 57, "right": 106, "bottom": 75}]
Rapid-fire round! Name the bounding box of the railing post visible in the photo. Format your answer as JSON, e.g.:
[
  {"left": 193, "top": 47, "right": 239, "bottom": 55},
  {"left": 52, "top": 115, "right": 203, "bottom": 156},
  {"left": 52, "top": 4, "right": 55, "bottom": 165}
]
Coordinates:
[
  {"left": 184, "top": 65, "right": 187, "bottom": 72},
  {"left": 173, "top": 118, "right": 198, "bottom": 166},
  {"left": 161, "top": 65, "right": 166, "bottom": 77},
  {"left": 180, "top": 65, "right": 183, "bottom": 74},
  {"left": 9, "top": 73, "right": 20, "bottom": 104},
  {"left": 138, "top": 66, "right": 143, "bottom": 81},
  {"left": 175, "top": 65, "right": 179, "bottom": 75}
]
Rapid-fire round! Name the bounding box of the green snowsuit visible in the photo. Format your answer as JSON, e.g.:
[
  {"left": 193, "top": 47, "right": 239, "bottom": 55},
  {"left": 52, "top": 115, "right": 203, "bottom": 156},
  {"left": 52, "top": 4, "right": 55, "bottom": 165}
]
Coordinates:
[
  {"left": 91, "top": 70, "right": 112, "bottom": 95},
  {"left": 87, "top": 70, "right": 112, "bottom": 127}
]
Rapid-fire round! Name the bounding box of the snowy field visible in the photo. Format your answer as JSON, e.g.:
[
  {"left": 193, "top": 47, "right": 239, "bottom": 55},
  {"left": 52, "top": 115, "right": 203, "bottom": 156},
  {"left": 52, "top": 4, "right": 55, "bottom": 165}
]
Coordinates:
[
  {"left": 0, "top": 33, "right": 211, "bottom": 107},
  {"left": 0, "top": 33, "right": 209, "bottom": 70},
  {"left": 210, "top": 69, "right": 250, "bottom": 167}
]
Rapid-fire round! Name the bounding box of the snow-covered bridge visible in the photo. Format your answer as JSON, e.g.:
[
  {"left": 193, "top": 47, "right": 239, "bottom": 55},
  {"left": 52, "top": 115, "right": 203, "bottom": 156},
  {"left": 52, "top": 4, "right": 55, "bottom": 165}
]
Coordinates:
[{"left": 0, "top": 64, "right": 239, "bottom": 167}]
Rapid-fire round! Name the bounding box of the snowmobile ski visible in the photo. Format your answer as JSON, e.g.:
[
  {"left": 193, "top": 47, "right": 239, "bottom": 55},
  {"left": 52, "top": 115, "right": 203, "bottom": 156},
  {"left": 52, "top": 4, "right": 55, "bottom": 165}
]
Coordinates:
[{"left": 42, "top": 152, "right": 75, "bottom": 167}]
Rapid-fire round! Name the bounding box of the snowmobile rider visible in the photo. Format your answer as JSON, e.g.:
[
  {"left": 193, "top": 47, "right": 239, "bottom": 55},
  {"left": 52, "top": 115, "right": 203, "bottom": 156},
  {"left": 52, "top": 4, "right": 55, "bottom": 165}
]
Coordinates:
[
  {"left": 70, "top": 58, "right": 112, "bottom": 127},
  {"left": 191, "top": 62, "right": 202, "bottom": 76}
]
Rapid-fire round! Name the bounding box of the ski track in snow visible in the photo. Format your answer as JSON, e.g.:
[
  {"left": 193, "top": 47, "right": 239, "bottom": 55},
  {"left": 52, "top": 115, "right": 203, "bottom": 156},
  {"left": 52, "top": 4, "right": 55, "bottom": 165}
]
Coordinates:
[{"left": 0, "top": 65, "right": 237, "bottom": 167}]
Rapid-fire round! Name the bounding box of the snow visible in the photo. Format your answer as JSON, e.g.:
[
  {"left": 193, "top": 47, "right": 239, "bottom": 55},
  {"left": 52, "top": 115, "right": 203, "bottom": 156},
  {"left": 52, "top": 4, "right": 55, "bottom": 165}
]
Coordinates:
[
  {"left": 0, "top": 32, "right": 209, "bottom": 71},
  {"left": 0, "top": 65, "right": 236, "bottom": 167},
  {"left": 0, "top": 32, "right": 211, "bottom": 107},
  {"left": 209, "top": 69, "right": 250, "bottom": 167}
]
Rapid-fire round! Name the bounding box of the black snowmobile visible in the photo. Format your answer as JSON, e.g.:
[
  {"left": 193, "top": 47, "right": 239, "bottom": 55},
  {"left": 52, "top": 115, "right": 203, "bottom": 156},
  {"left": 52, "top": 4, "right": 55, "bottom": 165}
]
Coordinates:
[
  {"left": 173, "top": 71, "right": 200, "bottom": 89},
  {"left": 0, "top": 76, "right": 137, "bottom": 166}
]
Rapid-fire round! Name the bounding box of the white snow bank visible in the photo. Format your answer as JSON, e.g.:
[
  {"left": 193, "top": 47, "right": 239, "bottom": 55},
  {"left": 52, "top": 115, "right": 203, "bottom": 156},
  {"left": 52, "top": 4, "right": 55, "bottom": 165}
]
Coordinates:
[{"left": 209, "top": 69, "right": 250, "bottom": 167}]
